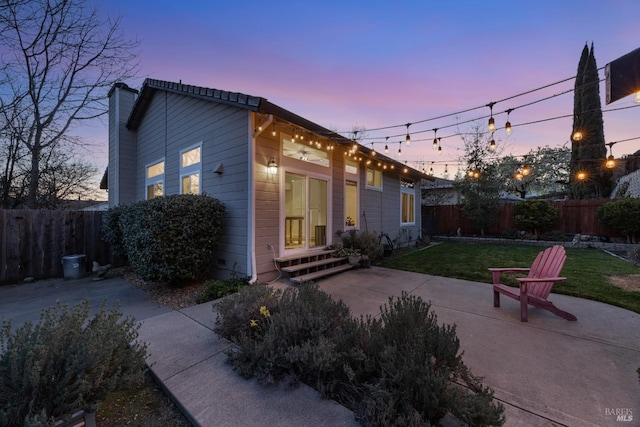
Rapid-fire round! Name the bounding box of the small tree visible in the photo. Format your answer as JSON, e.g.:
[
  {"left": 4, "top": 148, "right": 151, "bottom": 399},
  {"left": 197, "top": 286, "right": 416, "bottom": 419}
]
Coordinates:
[
  {"left": 514, "top": 200, "right": 559, "bottom": 238},
  {"left": 455, "top": 124, "right": 502, "bottom": 236}
]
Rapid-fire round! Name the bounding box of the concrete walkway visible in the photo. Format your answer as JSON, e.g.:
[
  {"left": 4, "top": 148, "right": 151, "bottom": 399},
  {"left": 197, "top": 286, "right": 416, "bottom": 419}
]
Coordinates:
[{"left": 1, "top": 269, "right": 639, "bottom": 426}]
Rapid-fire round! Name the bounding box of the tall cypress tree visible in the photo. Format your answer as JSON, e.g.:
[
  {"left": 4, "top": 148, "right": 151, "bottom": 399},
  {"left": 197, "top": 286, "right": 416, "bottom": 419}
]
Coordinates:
[{"left": 569, "top": 43, "right": 611, "bottom": 199}]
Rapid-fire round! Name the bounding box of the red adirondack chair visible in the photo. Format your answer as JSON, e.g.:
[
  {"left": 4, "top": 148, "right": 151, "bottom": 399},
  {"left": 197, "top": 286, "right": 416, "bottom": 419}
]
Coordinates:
[{"left": 489, "top": 245, "right": 577, "bottom": 322}]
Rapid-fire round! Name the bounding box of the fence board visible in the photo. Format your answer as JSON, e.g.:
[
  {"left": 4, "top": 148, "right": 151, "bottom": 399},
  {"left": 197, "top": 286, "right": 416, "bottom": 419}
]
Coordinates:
[
  {"left": 1, "top": 210, "right": 113, "bottom": 285},
  {"left": 425, "top": 199, "right": 623, "bottom": 238}
]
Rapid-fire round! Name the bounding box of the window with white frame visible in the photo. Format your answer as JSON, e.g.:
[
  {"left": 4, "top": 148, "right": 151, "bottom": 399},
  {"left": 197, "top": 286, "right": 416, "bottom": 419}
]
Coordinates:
[
  {"left": 366, "top": 167, "right": 382, "bottom": 190},
  {"left": 146, "top": 159, "right": 165, "bottom": 199},
  {"left": 345, "top": 180, "right": 358, "bottom": 228},
  {"left": 180, "top": 143, "right": 201, "bottom": 195},
  {"left": 401, "top": 180, "right": 415, "bottom": 225}
]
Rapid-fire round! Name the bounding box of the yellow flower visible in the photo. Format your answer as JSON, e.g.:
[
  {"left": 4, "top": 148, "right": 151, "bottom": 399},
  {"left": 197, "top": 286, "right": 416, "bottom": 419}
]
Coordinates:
[
  {"left": 259, "top": 306, "right": 271, "bottom": 317},
  {"left": 249, "top": 319, "right": 258, "bottom": 327}
]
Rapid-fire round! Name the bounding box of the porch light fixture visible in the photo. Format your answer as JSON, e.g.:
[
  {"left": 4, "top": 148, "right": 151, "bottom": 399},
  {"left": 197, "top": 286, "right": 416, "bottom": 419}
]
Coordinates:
[
  {"left": 405, "top": 123, "right": 411, "bottom": 147},
  {"left": 267, "top": 157, "right": 278, "bottom": 175}
]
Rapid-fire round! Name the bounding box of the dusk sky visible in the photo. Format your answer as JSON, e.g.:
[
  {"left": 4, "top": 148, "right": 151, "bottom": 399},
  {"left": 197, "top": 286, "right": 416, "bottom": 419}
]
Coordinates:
[{"left": 90, "top": 0, "right": 640, "bottom": 179}]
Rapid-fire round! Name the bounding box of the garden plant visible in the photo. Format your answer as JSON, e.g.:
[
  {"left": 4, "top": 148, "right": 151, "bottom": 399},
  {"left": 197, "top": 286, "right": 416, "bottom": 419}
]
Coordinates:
[
  {"left": 0, "top": 300, "right": 147, "bottom": 426},
  {"left": 215, "top": 283, "right": 505, "bottom": 426}
]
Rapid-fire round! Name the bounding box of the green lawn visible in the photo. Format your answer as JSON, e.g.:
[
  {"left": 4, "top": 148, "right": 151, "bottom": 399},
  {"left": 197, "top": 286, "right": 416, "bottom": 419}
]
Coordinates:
[{"left": 378, "top": 242, "right": 640, "bottom": 314}]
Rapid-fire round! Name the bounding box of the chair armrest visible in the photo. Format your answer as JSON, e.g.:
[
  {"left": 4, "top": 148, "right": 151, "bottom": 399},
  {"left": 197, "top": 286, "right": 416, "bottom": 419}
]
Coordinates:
[
  {"left": 517, "top": 277, "right": 566, "bottom": 283},
  {"left": 488, "top": 268, "right": 531, "bottom": 285},
  {"left": 488, "top": 268, "right": 531, "bottom": 273}
]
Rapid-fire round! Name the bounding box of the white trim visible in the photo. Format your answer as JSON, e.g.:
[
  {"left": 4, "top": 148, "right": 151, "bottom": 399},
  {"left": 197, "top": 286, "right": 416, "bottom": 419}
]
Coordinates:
[
  {"left": 365, "top": 166, "right": 383, "bottom": 191},
  {"left": 280, "top": 165, "right": 332, "bottom": 256},
  {"left": 145, "top": 158, "right": 165, "bottom": 199},
  {"left": 179, "top": 142, "right": 202, "bottom": 194},
  {"left": 400, "top": 180, "right": 416, "bottom": 226}
]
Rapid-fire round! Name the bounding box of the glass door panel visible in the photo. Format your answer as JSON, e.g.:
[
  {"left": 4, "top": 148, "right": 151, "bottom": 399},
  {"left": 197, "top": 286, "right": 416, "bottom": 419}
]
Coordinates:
[
  {"left": 285, "top": 172, "right": 306, "bottom": 249},
  {"left": 309, "top": 178, "right": 327, "bottom": 248}
]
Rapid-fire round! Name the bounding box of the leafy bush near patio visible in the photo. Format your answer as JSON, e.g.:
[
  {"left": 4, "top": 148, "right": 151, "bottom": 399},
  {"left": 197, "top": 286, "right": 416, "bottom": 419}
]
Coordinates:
[
  {"left": 514, "top": 200, "right": 558, "bottom": 237},
  {"left": 103, "top": 194, "right": 226, "bottom": 286},
  {"left": 196, "top": 271, "right": 252, "bottom": 304},
  {"left": 0, "top": 300, "right": 147, "bottom": 426},
  {"left": 336, "top": 229, "right": 384, "bottom": 260},
  {"left": 216, "top": 283, "right": 505, "bottom": 426},
  {"left": 102, "top": 203, "right": 128, "bottom": 258},
  {"left": 598, "top": 198, "right": 640, "bottom": 243}
]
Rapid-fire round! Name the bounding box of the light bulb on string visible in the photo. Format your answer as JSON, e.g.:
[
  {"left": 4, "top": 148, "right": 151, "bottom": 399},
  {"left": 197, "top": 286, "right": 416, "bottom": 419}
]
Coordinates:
[
  {"left": 605, "top": 142, "right": 616, "bottom": 169},
  {"left": 444, "top": 164, "right": 448, "bottom": 174},
  {"left": 487, "top": 102, "right": 496, "bottom": 132},
  {"left": 405, "top": 123, "right": 411, "bottom": 147},
  {"left": 271, "top": 124, "right": 277, "bottom": 137},
  {"left": 505, "top": 108, "right": 513, "bottom": 136},
  {"left": 432, "top": 128, "right": 438, "bottom": 150},
  {"left": 385, "top": 137, "right": 389, "bottom": 154},
  {"left": 371, "top": 143, "right": 376, "bottom": 156},
  {"left": 398, "top": 142, "right": 402, "bottom": 156},
  {"left": 489, "top": 134, "right": 496, "bottom": 151}
]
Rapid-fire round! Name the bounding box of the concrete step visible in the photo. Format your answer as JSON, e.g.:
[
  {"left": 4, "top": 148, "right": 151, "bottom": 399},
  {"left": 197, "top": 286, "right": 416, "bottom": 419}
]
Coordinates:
[
  {"left": 280, "top": 256, "right": 347, "bottom": 273},
  {"left": 290, "top": 263, "right": 354, "bottom": 284}
]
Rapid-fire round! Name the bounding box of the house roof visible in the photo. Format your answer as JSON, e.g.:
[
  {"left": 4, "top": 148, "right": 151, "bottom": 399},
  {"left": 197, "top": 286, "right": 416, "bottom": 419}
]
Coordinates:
[{"left": 125, "top": 78, "right": 430, "bottom": 181}]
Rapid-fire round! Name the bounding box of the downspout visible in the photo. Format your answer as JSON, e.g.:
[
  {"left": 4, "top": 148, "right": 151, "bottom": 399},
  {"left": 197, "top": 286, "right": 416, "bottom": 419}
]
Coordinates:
[{"left": 248, "top": 114, "right": 274, "bottom": 284}]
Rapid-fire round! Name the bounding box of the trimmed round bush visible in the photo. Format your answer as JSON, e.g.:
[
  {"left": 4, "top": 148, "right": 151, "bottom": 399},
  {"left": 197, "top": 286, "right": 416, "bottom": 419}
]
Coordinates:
[
  {"left": 109, "top": 194, "right": 225, "bottom": 285},
  {"left": 514, "top": 200, "right": 558, "bottom": 237}
]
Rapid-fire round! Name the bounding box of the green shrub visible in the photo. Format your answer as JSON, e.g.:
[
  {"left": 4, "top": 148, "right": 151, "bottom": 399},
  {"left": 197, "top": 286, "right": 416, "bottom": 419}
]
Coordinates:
[
  {"left": 0, "top": 300, "right": 147, "bottom": 426},
  {"left": 112, "top": 194, "right": 225, "bottom": 286},
  {"left": 196, "top": 271, "right": 251, "bottom": 304},
  {"left": 102, "top": 203, "right": 128, "bottom": 258},
  {"left": 214, "top": 284, "right": 282, "bottom": 342},
  {"left": 217, "top": 285, "right": 505, "bottom": 426},
  {"left": 500, "top": 228, "right": 518, "bottom": 239},
  {"left": 337, "top": 230, "right": 384, "bottom": 260},
  {"left": 598, "top": 199, "right": 640, "bottom": 243},
  {"left": 539, "top": 230, "right": 573, "bottom": 242},
  {"left": 514, "top": 200, "right": 558, "bottom": 237}
]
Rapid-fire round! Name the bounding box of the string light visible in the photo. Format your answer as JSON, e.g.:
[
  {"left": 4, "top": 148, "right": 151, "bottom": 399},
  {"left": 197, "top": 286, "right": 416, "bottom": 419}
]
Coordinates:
[
  {"left": 605, "top": 142, "right": 616, "bottom": 169},
  {"left": 505, "top": 108, "right": 513, "bottom": 135},
  {"left": 489, "top": 132, "right": 496, "bottom": 151},
  {"left": 405, "top": 123, "right": 411, "bottom": 147},
  {"left": 272, "top": 124, "right": 277, "bottom": 137},
  {"left": 432, "top": 128, "right": 438, "bottom": 150},
  {"left": 444, "top": 164, "right": 448, "bottom": 174},
  {"left": 371, "top": 143, "right": 376, "bottom": 156},
  {"left": 398, "top": 141, "right": 402, "bottom": 156},
  {"left": 487, "top": 102, "right": 496, "bottom": 132}
]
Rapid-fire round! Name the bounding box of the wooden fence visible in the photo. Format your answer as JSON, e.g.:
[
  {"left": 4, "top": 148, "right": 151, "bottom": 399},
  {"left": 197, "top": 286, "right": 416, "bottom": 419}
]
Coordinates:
[
  {"left": 423, "top": 199, "right": 621, "bottom": 238},
  {"left": 1, "top": 210, "right": 113, "bottom": 285}
]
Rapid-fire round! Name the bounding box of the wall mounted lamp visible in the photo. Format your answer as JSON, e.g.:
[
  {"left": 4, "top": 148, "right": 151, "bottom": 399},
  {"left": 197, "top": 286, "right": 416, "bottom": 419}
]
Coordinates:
[{"left": 267, "top": 157, "right": 278, "bottom": 175}]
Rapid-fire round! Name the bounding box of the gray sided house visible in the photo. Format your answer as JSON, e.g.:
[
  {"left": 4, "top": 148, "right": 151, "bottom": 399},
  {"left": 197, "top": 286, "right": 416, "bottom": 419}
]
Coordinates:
[{"left": 108, "top": 79, "right": 426, "bottom": 281}]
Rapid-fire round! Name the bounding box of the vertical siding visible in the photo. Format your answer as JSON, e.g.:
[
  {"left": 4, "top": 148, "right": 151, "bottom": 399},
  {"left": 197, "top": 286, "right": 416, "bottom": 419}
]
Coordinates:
[
  {"left": 132, "top": 91, "right": 250, "bottom": 278},
  {"left": 108, "top": 86, "right": 137, "bottom": 207},
  {"left": 254, "top": 131, "right": 280, "bottom": 278}
]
